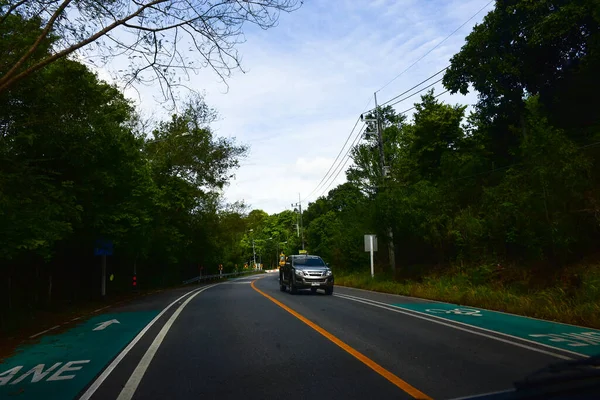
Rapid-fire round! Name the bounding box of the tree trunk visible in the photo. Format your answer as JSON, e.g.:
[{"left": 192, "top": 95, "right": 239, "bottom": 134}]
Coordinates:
[
  {"left": 8, "top": 276, "right": 12, "bottom": 311},
  {"left": 48, "top": 274, "right": 53, "bottom": 306},
  {"left": 388, "top": 227, "right": 396, "bottom": 276}
]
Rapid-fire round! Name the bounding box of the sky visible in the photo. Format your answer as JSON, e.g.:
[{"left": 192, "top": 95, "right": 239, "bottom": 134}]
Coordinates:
[{"left": 95, "top": 0, "right": 493, "bottom": 214}]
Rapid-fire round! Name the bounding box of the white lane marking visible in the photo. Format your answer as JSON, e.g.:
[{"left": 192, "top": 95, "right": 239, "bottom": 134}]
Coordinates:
[
  {"left": 450, "top": 389, "right": 515, "bottom": 400},
  {"left": 337, "top": 293, "right": 591, "bottom": 358},
  {"left": 93, "top": 319, "right": 120, "bottom": 331},
  {"left": 78, "top": 284, "right": 219, "bottom": 400},
  {"left": 228, "top": 275, "right": 262, "bottom": 281},
  {"left": 2, "top": 360, "right": 91, "bottom": 385},
  {"left": 529, "top": 332, "right": 600, "bottom": 348},
  {"left": 334, "top": 293, "right": 579, "bottom": 360},
  {"left": 7, "top": 363, "right": 61, "bottom": 385},
  {"left": 425, "top": 308, "right": 482, "bottom": 317},
  {"left": 29, "top": 325, "right": 61, "bottom": 339},
  {"left": 336, "top": 285, "right": 595, "bottom": 330},
  {"left": 116, "top": 284, "right": 215, "bottom": 400},
  {"left": 47, "top": 360, "right": 90, "bottom": 381}
]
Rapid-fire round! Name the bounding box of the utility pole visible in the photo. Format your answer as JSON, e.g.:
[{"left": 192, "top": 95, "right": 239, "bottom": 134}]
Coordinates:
[
  {"left": 250, "top": 229, "right": 257, "bottom": 269},
  {"left": 363, "top": 93, "right": 396, "bottom": 275},
  {"left": 299, "top": 193, "right": 304, "bottom": 251},
  {"left": 374, "top": 93, "right": 386, "bottom": 178},
  {"left": 291, "top": 194, "right": 305, "bottom": 250},
  {"left": 252, "top": 238, "right": 257, "bottom": 269}
]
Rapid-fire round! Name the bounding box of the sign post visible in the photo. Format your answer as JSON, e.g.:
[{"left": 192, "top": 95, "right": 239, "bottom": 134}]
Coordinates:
[
  {"left": 369, "top": 236, "right": 374, "bottom": 278},
  {"left": 364, "top": 234, "right": 378, "bottom": 278},
  {"left": 94, "top": 239, "right": 113, "bottom": 297},
  {"left": 101, "top": 255, "right": 106, "bottom": 296}
]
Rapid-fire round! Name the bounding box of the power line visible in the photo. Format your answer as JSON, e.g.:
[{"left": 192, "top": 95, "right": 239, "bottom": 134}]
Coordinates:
[
  {"left": 301, "top": 0, "right": 496, "bottom": 205},
  {"left": 387, "top": 78, "right": 443, "bottom": 108},
  {"left": 397, "top": 89, "right": 449, "bottom": 114},
  {"left": 314, "top": 90, "right": 450, "bottom": 200},
  {"left": 316, "top": 124, "right": 365, "bottom": 198},
  {"left": 302, "top": 98, "right": 372, "bottom": 203},
  {"left": 316, "top": 124, "right": 367, "bottom": 198},
  {"left": 376, "top": 0, "right": 495, "bottom": 93},
  {"left": 302, "top": 116, "right": 361, "bottom": 201},
  {"left": 379, "top": 67, "right": 447, "bottom": 108}
]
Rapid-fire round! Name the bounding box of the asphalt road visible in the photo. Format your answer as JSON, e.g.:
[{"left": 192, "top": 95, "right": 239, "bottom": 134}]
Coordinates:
[
  {"left": 3, "top": 273, "right": 592, "bottom": 400},
  {"left": 83, "top": 273, "right": 582, "bottom": 400}
]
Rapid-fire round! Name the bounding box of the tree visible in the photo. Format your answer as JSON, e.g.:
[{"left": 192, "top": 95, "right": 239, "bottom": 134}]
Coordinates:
[
  {"left": 146, "top": 97, "right": 247, "bottom": 190},
  {"left": 347, "top": 105, "right": 405, "bottom": 195},
  {"left": 0, "top": 56, "right": 141, "bottom": 261},
  {"left": 0, "top": 0, "right": 302, "bottom": 100},
  {"left": 0, "top": 37, "right": 248, "bottom": 327},
  {"left": 403, "top": 91, "right": 467, "bottom": 182},
  {"left": 443, "top": 0, "right": 600, "bottom": 147},
  {"left": 304, "top": 183, "right": 371, "bottom": 270}
]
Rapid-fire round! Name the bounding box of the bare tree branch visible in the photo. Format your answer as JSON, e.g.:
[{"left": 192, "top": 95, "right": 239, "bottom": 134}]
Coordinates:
[
  {"left": 0, "top": 0, "right": 29, "bottom": 25},
  {"left": 1, "top": 0, "right": 74, "bottom": 86},
  {"left": 0, "top": 0, "right": 172, "bottom": 92},
  {"left": 1, "top": 0, "right": 301, "bottom": 101}
]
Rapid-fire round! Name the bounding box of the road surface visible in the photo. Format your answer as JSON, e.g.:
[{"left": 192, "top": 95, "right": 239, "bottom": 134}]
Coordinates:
[{"left": 1, "top": 273, "right": 597, "bottom": 400}]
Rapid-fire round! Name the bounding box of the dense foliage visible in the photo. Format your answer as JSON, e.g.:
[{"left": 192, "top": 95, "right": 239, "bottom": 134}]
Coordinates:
[
  {"left": 3, "top": 0, "right": 600, "bottom": 330},
  {"left": 298, "top": 0, "right": 600, "bottom": 279},
  {"left": 0, "top": 14, "right": 251, "bottom": 330}
]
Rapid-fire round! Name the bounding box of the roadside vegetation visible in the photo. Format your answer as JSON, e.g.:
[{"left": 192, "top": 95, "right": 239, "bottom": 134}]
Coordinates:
[
  {"left": 2, "top": 0, "right": 599, "bottom": 333},
  {"left": 250, "top": 0, "right": 600, "bottom": 327},
  {"left": 336, "top": 262, "right": 600, "bottom": 329},
  {"left": 0, "top": 1, "right": 297, "bottom": 333}
]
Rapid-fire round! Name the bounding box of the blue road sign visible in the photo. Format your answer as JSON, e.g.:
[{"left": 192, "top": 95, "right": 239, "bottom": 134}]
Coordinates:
[{"left": 94, "top": 239, "right": 113, "bottom": 256}]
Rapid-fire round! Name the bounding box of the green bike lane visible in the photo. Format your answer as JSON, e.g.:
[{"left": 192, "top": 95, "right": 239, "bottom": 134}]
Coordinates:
[
  {"left": 392, "top": 301, "right": 600, "bottom": 357},
  {"left": 0, "top": 311, "right": 158, "bottom": 399}
]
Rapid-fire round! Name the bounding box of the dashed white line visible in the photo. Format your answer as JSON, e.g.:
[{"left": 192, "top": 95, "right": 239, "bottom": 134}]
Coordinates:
[
  {"left": 78, "top": 284, "right": 219, "bottom": 400},
  {"left": 116, "top": 284, "right": 216, "bottom": 400},
  {"left": 29, "top": 325, "right": 61, "bottom": 339}
]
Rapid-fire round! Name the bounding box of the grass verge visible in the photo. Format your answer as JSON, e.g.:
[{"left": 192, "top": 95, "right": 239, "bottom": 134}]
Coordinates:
[{"left": 336, "top": 263, "right": 600, "bottom": 329}]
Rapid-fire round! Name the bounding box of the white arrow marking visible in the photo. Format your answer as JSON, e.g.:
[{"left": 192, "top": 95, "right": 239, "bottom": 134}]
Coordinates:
[{"left": 93, "top": 319, "right": 120, "bottom": 331}]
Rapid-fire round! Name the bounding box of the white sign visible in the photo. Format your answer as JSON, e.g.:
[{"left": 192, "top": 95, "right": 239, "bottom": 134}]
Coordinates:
[
  {"left": 93, "top": 319, "right": 120, "bottom": 331},
  {"left": 364, "top": 235, "right": 378, "bottom": 252},
  {"left": 0, "top": 360, "right": 90, "bottom": 386},
  {"left": 364, "top": 234, "right": 377, "bottom": 278}
]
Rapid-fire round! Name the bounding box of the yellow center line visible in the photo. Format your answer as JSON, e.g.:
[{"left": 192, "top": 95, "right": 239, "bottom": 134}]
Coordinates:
[{"left": 250, "top": 280, "right": 433, "bottom": 400}]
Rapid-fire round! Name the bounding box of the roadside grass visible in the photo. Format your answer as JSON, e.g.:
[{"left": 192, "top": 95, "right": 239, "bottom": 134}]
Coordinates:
[{"left": 335, "top": 263, "right": 600, "bottom": 329}]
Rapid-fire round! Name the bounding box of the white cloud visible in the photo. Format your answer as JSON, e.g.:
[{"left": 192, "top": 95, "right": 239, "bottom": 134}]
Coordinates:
[{"left": 89, "top": 0, "right": 490, "bottom": 214}]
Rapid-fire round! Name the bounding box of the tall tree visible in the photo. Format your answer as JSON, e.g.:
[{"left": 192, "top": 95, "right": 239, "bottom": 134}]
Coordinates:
[{"left": 443, "top": 0, "right": 600, "bottom": 149}]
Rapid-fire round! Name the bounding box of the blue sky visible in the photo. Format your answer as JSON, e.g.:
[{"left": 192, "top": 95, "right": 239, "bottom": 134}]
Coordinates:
[{"left": 95, "top": 0, "right": 493, "bottom": 214}]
